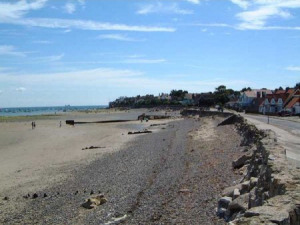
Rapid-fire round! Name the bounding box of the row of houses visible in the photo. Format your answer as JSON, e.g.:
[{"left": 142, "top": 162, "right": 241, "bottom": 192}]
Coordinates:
[{"left": 229, "top": 88, "right": 300, "bottom": 115}]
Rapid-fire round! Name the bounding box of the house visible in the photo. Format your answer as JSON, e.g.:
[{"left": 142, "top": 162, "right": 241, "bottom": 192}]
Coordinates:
[
  {"left": 179, "top": 93, "right": 195, "bottom": 106},
  {"left": 238, "top": 89, "right": 272, "bottom": 109},
  {"left": 284, "top": 89, "right": 300, "bottom": 115},
  {"left": 158, "top": 93, "right": 171, "bottom": 101},
  {"left": 285, "top": 97, "right": 300, "bottom": 115},
  {"left": 258, "top": 93, "right": 289, "bottom": 114}
]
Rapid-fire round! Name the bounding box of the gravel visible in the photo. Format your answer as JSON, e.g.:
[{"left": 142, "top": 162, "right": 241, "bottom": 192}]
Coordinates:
[{"left": 0, "top": 117, "right": 243, "bottom": 225}]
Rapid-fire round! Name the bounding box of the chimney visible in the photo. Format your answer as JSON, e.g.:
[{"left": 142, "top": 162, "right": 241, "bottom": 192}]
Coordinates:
[{"left": 257, "top": 91, "right": 261, "bottom": 98}]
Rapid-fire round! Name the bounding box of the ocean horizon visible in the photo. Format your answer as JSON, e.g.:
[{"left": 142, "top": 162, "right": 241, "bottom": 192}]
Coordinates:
[{"left": 0, "top": 105, "right": 108, "bottom": 117}]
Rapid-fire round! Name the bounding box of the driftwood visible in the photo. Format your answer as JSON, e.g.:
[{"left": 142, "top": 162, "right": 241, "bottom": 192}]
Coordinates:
[
  {"left": 82, "top": 146, "right": 106, "bottom": 150},
  {"left": 150, "top": 123, "right": 167, "bottom": 127},
  {"left": 128, "top": 130, "right": 152, "bottom": 135}
]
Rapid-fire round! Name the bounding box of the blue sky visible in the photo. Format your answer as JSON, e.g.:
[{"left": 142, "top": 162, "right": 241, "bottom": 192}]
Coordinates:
[{"left": 0, "top": 0, "right": 299, "bottom": 107}]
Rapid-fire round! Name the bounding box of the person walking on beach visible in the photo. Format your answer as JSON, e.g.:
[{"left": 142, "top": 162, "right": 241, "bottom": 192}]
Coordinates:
[
  {"left": 33, "top": 122, "right": 36, "bottom": 129},
  {"left": 59, "top": 121, "right": 62, "bottom": 127},
  {"left": 31, "top": 121, "right": 34, "bottom": 129}
]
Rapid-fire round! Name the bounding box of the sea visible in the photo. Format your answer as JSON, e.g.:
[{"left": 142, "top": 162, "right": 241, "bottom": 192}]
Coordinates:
[{"left": 0, "top": 105, "right": 108, "bottom": 117}]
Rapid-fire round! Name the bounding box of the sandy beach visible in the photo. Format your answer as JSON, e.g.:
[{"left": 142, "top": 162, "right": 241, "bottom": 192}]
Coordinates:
[
  {"left": 0, "top": 109, "right": 175, "bottom": 194},
  {"left": 0, "top": 109, "right": 244, "bottom": 224}
]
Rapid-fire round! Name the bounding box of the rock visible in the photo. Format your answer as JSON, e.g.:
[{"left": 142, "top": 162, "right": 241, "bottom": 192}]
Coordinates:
[
  {"left": 43, "top": 193, "right": 48, "bottom": 198},
  {"left": 228, "top": 193, "right": 249, "bottom": 213},
  {"left": 250, "top": 177, "right": 258, "bottom": 189},
  {"left": 222, "top": 184, "right": 242, "bottom": 197},
  {"left": 241, "top": 181, "right": 250, "bottom": 194},
  {"left": 3, "top": 196, "right": 9, "bottom": 201},
  {"left": 32, "top": 193, "right": 38, "bottom": 199},
  {"left": 232, "top": 154, "right": 251, "bottom": 169},
  {"left": 81, "top": 195, "right": 107, "bottom": 209},
  {"left": 179, "top": 189, "right": 191, "bottom": 193},
  {"left": 74, "top": 191, "right": 79, "bottom": 195},
  {"left": 233, "top": 189, "right": 240, "bottom": 199},
  {"left": 23, "top": 194, "right": 30, "bottom": 199},
  {"left": 244, "top": 205, "right": 290, "bottom": 224},
  {"left": 218, "top": 197, "right": 232, "bottom": 209},
  {"left": 90, "top": 190, "right": 94, "bottom": 195},
  {"left": 217, "top": 207, "right": 227, "bottom": 218}
]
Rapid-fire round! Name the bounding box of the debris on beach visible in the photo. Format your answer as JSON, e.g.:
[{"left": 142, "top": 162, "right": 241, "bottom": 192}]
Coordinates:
[
  {"left": 81, "top": 194, "right": 107, "bottom": 209},
  {"left": 82, "top": 146, "right": 106, "bottom": 150},
  {"left": 32, "top": 193, "right": 38, "bottom": 199},
  {"left": 150, "top": 123, "right": 167, "bottom": 127},
  {"left": 23, "top": 194, "right": 30, "bottom": 199},
  {"left": 128, "top": 130, "right": 152, "bottom": 135}
]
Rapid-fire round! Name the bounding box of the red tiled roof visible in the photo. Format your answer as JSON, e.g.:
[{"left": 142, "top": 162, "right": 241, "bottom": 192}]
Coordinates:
[
  {"left": 275, "top": 90, "right": 286, "bottom": 94},
  {"left": 286, "top": 97, "right": 300, "bottom": 108},
  {"left": 287, "top": 88, "right": 295, "bottom": 94},
  {"left": 265, "top": 93, "right": 289, "bottom": 101}
]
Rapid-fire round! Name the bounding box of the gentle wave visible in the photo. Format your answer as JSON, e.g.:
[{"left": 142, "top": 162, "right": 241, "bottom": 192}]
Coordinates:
[{"left": 0, "top": 105, "right": 107, "bottom": 117}]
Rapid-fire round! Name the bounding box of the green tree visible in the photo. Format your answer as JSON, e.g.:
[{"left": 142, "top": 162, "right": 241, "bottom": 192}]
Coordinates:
[
  {"left": 241, "top": 87, "right": 252, "bottom": 92},
  {"left": 170, "top": 89, "right": 188, "bottom": 100}
]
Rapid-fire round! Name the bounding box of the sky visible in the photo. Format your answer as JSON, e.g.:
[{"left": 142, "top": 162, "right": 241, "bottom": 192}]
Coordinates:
[{"left": 0, "top": 0, "right": 300, "bottom": 107}]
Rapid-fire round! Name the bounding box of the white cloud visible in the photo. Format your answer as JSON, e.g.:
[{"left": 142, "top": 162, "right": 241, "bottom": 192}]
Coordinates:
[
  {"left": 0, "top": 68, "right": 250, "bottom": 96},
  {"left": 35, "top": 53, "right": 64, "bottom": 62},
  {"left": 123, "top": 58, "right": 166, "bottom": 64},
  {"left": 0, "top": 45, "right": 26, "bottom": 57},
  {"left": 97, "top": 34, "right": 145, "bottom": 42},
  {"left": 16, "top": 87, "right": 26, "bottom": 92},
  {"left": 237, "top": 6, "right": 291, "bottom": 29},
  {"left": 5, "top": 17, "right": 175, "bottom": 32},
  {"left": 235, "top": 0, "right": 300, "bottom": 30},
  {"left": 286, "top": 66, "right": 300, "bottom": 71},
  {"left": 185, "top": 0, "right": 200, "bottom": 4},
  {"left": 64, "top": 3, "right": 76, "bottom": 14},
  {"left": 77, "top": 0, "right": 85, "bottom": 5},
  {"left": 0, "top": 0, "right": 47, "bottom": 20},
  {"left": 230, "top": 0, "right": 250, "bottom": 9},
  {"left": 0, "top": 1, "right": 175, "bottom": 32},
  {"left": 137, "top": 2, "right": 193, "bottom": 15},
  {"left": 195, "top": 0, "right": 300, "bottom": 30},
  {"left": 32, "top": 40, "right": 53, "bottom": 44},
  {"left": 63, "top": 29, "right": 72, "bottom": 33}
]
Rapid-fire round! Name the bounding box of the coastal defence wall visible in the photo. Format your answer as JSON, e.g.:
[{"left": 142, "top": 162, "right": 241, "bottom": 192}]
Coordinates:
[
  {"left": 217, "top": 115, "right": 300, "bottom": 225},
  {"left": 180, "top": 109, "right": 232, "bottom": 118},
  {"left": 181, "top": 110, "right": 300, "bottom": 224}
]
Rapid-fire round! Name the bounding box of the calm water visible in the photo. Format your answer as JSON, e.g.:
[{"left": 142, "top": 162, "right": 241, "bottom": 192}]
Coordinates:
[{"left": 0, "top": 105, "right": 107, "bottom": 117}]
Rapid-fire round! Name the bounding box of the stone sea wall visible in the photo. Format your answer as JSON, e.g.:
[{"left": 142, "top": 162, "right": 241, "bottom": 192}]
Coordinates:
[{"left": 217, "top": 115, "right": 300, "bottom": 225}]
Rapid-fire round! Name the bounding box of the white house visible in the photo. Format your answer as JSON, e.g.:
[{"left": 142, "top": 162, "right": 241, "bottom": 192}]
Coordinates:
[{"left": 239, "top": 89, "right": 272, "bottom": 108}]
